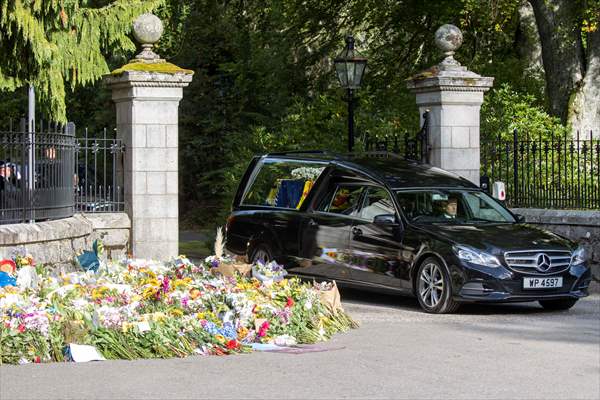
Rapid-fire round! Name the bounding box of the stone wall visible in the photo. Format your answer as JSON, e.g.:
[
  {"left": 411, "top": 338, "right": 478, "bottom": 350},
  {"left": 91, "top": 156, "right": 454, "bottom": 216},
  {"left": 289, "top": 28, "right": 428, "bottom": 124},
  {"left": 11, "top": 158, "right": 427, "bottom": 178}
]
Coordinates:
[
  {"left": 0, "top": 213, "right": 130, "bottom": 269},
  {"left": 512, "top": 208, "right": 600, "bottom": 285}
]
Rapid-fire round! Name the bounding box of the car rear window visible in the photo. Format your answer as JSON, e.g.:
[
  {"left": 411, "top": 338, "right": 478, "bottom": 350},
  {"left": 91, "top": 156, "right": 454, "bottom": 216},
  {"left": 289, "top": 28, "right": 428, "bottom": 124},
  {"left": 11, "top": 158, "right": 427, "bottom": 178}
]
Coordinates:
[{"left": 241, "top": 159, "right": 326, "bottom": 209}]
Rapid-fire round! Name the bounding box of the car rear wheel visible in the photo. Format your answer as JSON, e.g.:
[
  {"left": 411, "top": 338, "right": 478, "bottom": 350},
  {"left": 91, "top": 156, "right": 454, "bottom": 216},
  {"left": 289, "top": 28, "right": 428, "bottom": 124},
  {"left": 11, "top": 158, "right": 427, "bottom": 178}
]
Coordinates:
[
  {"left": 250, "top": 243, "right": 273, "bottom": 264},
  {"left": 538, "top": 298, "right": 578, "bottom": 311},
  {"left": 416, "top": 257, "right": 460, "bottom": 314}
]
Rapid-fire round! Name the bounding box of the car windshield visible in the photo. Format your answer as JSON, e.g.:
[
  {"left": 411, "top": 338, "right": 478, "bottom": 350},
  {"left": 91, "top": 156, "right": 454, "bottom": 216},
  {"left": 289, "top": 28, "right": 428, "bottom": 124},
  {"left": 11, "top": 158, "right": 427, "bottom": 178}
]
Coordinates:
[{"left": 395, "top": 189, "right": 516, "bottom": 225}]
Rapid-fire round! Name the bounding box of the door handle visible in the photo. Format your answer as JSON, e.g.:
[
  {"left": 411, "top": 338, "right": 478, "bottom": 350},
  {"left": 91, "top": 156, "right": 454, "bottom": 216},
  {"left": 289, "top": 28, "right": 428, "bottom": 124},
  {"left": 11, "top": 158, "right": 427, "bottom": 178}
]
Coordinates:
[
  {"left": 352, "top": 227, "right": 363, "bottom": 236},
  {"left": 308, "top": 219, "right": 319, "bottom": 227}
]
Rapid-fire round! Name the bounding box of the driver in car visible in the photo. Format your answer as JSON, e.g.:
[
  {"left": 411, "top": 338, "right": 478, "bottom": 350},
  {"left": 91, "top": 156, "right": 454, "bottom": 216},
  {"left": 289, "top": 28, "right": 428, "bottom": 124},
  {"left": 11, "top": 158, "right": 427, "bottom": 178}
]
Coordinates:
[{"left": 433, "top": 197, "right": 458, "bottom": 219}]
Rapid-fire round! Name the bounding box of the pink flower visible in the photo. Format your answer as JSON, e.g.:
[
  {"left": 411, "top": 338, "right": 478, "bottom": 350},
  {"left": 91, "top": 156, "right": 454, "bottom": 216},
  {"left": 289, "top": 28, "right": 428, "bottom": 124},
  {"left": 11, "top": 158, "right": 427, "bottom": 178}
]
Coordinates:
[
  {"left": 162, "top": 276, "right": 170, "bottom": 293},
  {"left": 258, "top": 321, "right": 269, "bottom": 337}
]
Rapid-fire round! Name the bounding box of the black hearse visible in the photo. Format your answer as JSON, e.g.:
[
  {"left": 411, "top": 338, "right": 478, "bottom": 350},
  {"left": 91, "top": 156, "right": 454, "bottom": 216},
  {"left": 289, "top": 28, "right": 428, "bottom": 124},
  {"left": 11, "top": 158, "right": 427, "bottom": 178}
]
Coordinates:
[{"left": 225, "top": 151, "right": 591, "bottom": 313}]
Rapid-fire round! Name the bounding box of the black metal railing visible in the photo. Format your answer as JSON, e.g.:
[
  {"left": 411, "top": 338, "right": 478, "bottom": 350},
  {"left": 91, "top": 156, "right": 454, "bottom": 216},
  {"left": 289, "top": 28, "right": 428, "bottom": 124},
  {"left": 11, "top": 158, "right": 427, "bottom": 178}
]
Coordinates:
[
  {"left": 1, "top": 120, "right": 124, "bottom": 225},
  {"left": 75, "top": 128, "right": 124, "bottom": 213},
  {"left": 1, "top": 119, "right": 76, "bottom": 224},
  {"left": 481, "top": 130, "right": 600, "bottom": 209},
  {"left": 364, "top": 111, "right": 430, "bottom": 162}
]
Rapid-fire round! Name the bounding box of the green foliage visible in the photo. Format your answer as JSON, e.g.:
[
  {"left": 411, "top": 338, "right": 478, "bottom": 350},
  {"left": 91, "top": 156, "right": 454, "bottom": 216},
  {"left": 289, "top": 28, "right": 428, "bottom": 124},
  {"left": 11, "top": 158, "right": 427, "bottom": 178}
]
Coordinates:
[
  {"left": 1, "top": 0, "right": 567, "bottom": 225},
  {"left": 0, "top": 0, "right": 163, "bottom": 121},
  {"left": 481, "top": 83, "right": 568, "bottom": 141}
]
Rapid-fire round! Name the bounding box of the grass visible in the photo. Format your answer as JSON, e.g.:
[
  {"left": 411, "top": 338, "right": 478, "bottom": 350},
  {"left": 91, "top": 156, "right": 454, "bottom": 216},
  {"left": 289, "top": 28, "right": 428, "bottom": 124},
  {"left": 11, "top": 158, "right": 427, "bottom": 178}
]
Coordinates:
[{"left": 179, "top": 240, "right": 211, "bottom": 259}]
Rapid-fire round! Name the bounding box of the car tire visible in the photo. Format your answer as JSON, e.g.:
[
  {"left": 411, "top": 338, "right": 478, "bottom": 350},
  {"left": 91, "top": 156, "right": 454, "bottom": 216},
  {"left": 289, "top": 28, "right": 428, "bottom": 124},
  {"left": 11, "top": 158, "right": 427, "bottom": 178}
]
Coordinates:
[
  {"left": 538, "top": 298, "right": 578, "bottom": 311},
  {"left": 415, "top": 257, "right": 460, "bottom": 314},
  {"left": 249, "top": 243, "right": 273, "bottom": 264}
]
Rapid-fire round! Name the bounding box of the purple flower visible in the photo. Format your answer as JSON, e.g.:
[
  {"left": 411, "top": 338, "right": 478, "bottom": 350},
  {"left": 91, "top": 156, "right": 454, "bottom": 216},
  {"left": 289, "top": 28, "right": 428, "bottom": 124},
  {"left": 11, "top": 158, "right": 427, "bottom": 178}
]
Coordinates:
[{"left": 211, "top": 259, "right": 220, "bottom": 268}]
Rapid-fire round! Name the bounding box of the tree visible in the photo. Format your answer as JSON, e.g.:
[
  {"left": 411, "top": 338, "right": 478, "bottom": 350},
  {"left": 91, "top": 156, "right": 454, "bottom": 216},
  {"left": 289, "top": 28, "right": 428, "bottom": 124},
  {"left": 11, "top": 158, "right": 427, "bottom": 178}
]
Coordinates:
[
  {"left": 529, "top": 0, "right": 600, "bottom": 134},
  {"left": 0, "top": 0, "right": 163, "bottom": 121}
]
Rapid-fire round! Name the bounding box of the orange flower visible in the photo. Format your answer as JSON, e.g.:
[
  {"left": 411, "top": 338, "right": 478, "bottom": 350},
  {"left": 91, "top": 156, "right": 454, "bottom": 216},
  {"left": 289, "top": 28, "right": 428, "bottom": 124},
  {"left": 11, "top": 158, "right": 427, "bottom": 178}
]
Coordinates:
[{"left": 189, "top": 288, "right": 201, "bottom": 300}]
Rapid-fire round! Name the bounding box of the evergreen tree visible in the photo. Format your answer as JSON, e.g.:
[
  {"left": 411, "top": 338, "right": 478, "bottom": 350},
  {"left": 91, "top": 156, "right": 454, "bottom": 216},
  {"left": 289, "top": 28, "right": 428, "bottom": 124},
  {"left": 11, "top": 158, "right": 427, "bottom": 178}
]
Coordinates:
[{"left": 0, "top": 0, "right": 163, "bottom": 121}]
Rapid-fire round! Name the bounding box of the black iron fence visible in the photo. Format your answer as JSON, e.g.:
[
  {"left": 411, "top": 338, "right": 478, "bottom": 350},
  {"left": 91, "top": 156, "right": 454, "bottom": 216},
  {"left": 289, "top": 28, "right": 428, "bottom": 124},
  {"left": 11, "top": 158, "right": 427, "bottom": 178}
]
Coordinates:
[
  {"left": 481, "top": 130, "right": 600, "bottom": 209},
  {"left": 1, "top": 119, "right": 124, "bottom": 225},
  {"left": 75, "top": 128, "right": 124, "bottom": 213},
  {"left": 364, "top": 111, "right": 430, "bottom": 162},
  {"left": 0, "top": 120, "right": 76, "bottom": 224}
]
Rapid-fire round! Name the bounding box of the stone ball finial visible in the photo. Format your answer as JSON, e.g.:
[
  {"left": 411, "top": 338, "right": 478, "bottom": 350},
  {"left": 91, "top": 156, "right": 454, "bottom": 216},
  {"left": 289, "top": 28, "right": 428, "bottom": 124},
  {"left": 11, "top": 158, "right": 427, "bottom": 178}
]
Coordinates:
[
  {"left": 435, "top": 24, "right": 463, "bottom": 62},
  {"left": 133, "top": 13, "right": 164, "bottom": 62}
]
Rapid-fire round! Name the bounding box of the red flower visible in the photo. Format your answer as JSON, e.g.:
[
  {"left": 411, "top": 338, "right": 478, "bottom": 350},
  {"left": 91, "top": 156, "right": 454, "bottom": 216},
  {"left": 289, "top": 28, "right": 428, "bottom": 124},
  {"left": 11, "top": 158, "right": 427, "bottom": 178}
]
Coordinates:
[
  {"left": 286, "top": 297, "right": 295, "bottom": 308},
  {"left": 17, "top": 324, "right": 25, "bottom": 333},
  {"left": 34, "top": 356, "right": 41, "bottom": 363},
  {"left": 258, "top": 321, "right": 269, "bottom": 337},
  {"left": 226, "top": 339, "right": 240, "bottom": 350}
]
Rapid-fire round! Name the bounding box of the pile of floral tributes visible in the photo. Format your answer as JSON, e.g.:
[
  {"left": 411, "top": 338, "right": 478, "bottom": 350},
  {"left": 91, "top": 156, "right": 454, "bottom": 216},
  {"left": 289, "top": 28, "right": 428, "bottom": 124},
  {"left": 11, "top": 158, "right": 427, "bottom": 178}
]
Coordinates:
[{"left": 0, "top": 237, "right": 357, "bottom": 364}]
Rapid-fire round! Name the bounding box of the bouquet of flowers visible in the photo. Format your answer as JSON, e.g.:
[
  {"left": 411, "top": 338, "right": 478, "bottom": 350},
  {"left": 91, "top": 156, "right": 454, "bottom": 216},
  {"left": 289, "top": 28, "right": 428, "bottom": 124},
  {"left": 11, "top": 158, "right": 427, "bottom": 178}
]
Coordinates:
[
  {"left": 0, "top": 252, "right": 357, "bottom": 364},
  {"left": 205, "top": 228, "right": 251, "bottom": 277},
  {"left": 291, "top": 167, "right": 325, "bottom": 181},
  {"left": 252, "top": 260, "right": 288, "bottom": 285},
  {"left": 313, "top": 280, "right": 343, "bottom": 312}
]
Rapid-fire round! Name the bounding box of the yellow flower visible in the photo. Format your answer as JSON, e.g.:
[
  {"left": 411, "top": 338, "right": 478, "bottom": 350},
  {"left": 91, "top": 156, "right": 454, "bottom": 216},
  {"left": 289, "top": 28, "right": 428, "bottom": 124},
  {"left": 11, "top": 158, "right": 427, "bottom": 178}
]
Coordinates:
[
  {"left": 169, "top": 308, "right": 184, "bottom": 317},
  {"left": 214, "top": 334, "right": 225, "bottom": 343},
  {"left": 173, "top": 279, "right": 188, "bottom": 289},
  {"left": 142, "top": 286, "right": 159, "bottom": 300},
  {"left": 237, "top": 327, "right": 249, "bottom": 339},
  {"left": 152, "top": 312, "right": 166, "bottom": 322}
]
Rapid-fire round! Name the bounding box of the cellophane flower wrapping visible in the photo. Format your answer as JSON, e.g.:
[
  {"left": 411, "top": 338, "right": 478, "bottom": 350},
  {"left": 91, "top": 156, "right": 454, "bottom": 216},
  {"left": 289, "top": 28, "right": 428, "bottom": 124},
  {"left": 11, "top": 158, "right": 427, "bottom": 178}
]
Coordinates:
[{"left": 0, "top": 255, "right": 357, "bottom": 364}]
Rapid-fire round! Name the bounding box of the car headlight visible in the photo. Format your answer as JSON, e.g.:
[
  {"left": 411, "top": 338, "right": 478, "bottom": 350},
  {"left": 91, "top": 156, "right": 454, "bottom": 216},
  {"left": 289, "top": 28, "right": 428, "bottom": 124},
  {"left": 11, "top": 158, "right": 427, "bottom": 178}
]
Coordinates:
[
  {"left": 571, "top": 246, "right": 586, "bottom": 265},
  {"left": 453, "top": 245, "right": 502, "bottom": 268}
]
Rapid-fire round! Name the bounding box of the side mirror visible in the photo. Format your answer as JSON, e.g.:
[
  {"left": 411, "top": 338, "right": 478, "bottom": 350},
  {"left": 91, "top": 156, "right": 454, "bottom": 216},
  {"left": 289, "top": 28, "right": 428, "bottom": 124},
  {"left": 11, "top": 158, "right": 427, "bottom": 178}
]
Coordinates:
[
  {"left": 515, "top": 214, "right": 526, "bottom": 223},
  {"left": 373, "top": 214, "right": 397, "bottom": 225}
]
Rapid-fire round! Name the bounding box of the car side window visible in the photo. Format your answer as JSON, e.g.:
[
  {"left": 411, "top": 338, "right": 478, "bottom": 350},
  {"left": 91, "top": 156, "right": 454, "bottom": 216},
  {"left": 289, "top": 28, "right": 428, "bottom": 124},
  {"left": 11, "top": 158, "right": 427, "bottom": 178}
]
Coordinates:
[
  {"left": 242, "top": 160, "right": 325, "bottom": 209},
  {"left": 317, "top": 184, "right": 364, "bottom": 216},
  {"left": 359, "top": 187, "right": 396, "bottom": 221}
]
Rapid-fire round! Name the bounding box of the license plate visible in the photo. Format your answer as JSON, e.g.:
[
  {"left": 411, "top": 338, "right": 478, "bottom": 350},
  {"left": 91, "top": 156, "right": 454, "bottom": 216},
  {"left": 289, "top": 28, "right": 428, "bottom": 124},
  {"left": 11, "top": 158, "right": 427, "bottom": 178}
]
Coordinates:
[{"left": 523, "top": 276, "right": 563, "bottom": 289}]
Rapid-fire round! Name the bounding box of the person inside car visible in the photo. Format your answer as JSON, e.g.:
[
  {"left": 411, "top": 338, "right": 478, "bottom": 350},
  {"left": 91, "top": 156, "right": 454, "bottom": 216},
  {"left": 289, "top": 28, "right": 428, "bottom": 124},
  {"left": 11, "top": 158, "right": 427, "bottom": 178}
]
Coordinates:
[{"left": 433, "top": 197, "right": 458, "bottom": 220}]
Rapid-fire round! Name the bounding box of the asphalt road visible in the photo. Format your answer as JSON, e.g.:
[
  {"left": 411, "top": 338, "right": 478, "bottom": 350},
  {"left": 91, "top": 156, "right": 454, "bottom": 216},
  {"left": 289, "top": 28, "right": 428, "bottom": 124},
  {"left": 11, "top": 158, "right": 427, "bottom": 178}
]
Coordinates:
[{"left": 1, "top": 290, "right": 599, "bottom": 400}]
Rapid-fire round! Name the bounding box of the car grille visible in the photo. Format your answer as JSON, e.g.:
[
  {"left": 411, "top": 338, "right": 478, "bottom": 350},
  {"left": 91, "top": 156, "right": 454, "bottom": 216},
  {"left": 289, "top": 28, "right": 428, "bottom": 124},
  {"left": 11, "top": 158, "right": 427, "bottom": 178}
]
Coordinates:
[{"left": 503, "top": 250, "right": 572, "bottom": 275}]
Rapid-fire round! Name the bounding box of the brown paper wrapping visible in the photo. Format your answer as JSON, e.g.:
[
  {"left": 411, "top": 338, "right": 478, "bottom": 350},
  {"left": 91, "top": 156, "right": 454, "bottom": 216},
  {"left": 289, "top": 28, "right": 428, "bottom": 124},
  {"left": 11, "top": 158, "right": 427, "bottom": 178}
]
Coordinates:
[
  {"left": 213, "top": 261, "right": 252, "bottom": 277},
  {"left": 316, "top": 280, "right": 343, "bottom": 312}
]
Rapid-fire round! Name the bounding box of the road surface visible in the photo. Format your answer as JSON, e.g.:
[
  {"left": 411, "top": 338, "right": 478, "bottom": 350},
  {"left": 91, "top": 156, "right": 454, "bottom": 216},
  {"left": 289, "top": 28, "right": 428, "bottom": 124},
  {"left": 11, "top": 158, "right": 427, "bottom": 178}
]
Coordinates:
[{"left": 1, "top": 290, "right": 598, "bottom": 400}]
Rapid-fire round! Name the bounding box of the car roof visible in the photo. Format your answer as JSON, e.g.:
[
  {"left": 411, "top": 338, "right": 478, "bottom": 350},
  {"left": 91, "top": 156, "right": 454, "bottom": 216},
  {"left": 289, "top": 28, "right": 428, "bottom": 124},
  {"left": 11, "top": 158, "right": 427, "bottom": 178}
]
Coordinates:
[{"left": 262, "top": 151, "right": 478, "bottom": 189}]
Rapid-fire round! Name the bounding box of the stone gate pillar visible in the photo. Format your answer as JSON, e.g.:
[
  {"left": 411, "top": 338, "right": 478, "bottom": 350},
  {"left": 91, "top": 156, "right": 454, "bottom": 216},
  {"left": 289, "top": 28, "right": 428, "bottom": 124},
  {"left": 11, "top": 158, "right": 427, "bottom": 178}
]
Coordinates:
[
  {"left": 407, "top": 25, "right": 493, "bottom": 185},
  {"left": 104, "top": 14, "right": 193, "bottom": 260}
]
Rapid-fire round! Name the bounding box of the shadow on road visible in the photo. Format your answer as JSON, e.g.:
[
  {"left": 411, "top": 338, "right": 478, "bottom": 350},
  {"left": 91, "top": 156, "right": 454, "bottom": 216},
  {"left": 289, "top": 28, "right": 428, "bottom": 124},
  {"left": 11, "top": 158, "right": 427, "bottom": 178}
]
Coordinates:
[{"left": 339, "top": 286, "right": 597, "bottom": 316}]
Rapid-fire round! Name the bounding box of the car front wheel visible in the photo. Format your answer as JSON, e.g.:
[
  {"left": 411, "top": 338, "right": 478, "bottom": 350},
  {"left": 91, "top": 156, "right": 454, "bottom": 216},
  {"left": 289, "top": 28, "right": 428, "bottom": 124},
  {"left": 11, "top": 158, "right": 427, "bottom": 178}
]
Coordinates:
[
  {"left": 416, "top": 257, "right": 460, "bottom": 314},
  {"left": 539, "top": 298, "right": 578, "bottom": 311}
]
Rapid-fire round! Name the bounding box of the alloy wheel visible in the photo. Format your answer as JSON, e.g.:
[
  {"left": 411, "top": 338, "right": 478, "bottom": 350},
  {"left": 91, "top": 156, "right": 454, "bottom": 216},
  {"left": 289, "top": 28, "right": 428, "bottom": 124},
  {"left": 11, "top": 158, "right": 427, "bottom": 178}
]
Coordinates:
[
  {"left": 418, "top": 262, "right": 444, "bottom": 308},
  {"left": 252, "top": 247, "right": 271, "bottom": 264}
]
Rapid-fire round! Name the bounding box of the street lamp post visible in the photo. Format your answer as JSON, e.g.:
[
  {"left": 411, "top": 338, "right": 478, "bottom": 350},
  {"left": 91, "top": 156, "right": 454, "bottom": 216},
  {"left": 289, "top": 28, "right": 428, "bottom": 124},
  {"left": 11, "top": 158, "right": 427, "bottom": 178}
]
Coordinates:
[{"left": 334, "top": 35, "right": 367, "bottom": 153}]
